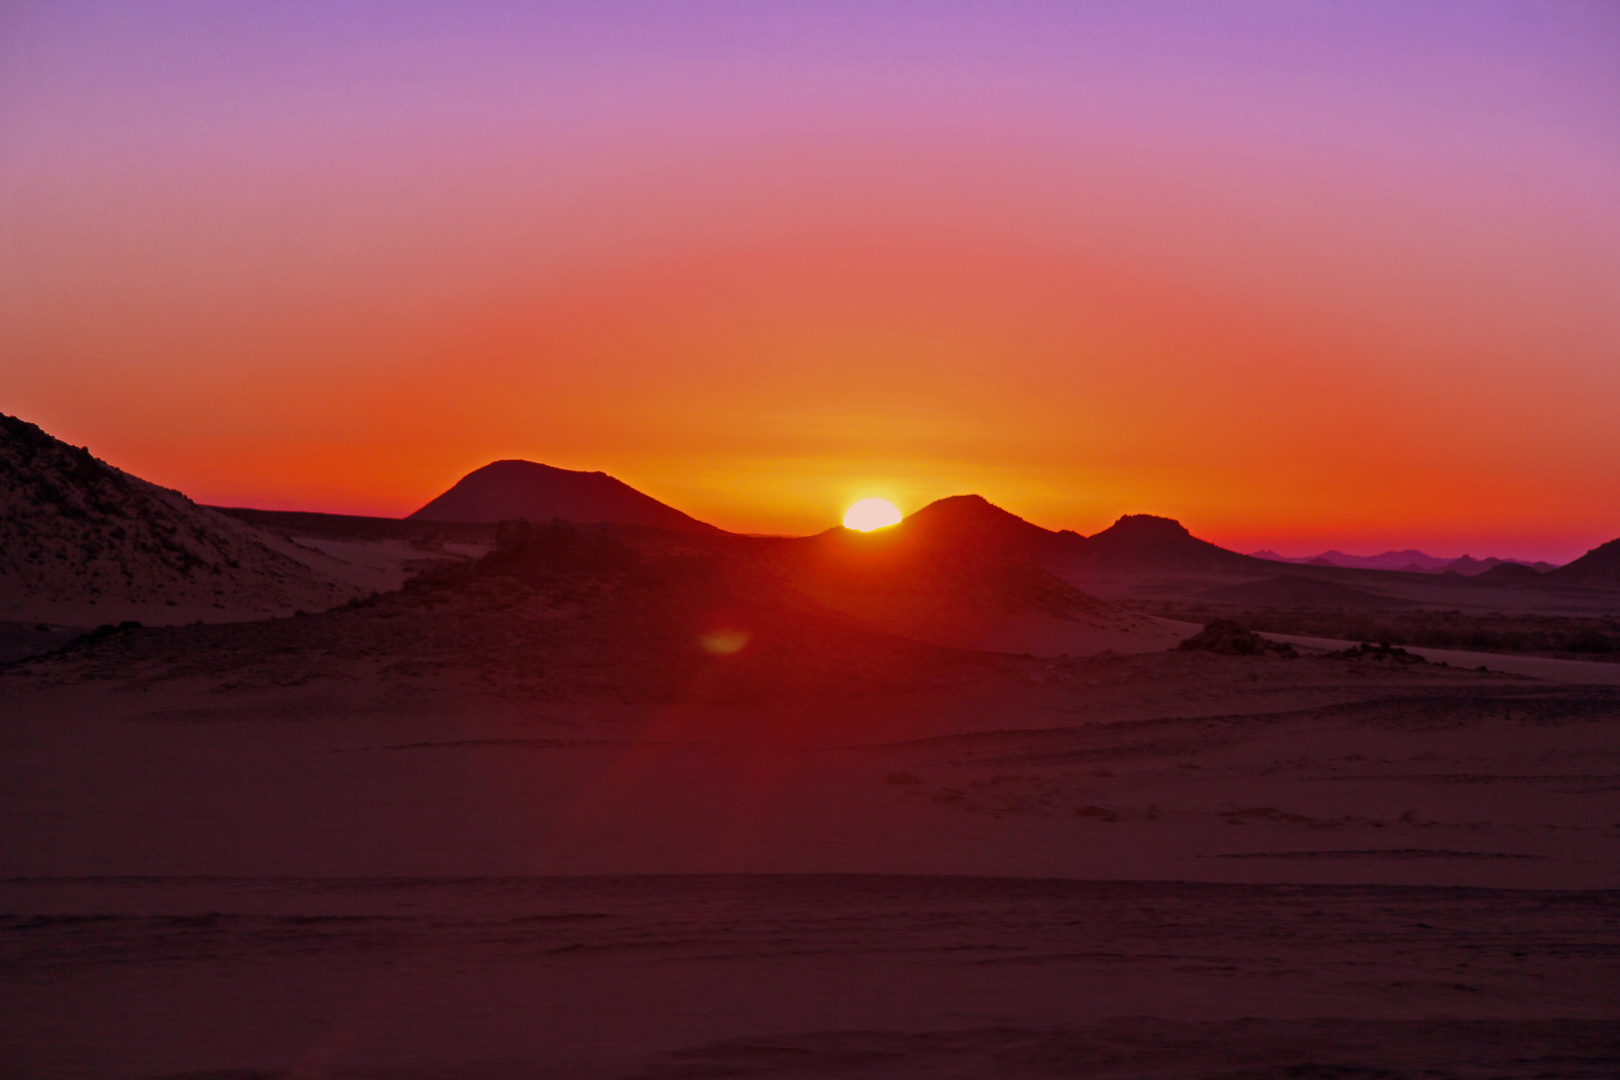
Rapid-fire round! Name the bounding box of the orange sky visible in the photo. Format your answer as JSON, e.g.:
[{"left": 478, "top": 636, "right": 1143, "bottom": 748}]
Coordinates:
[{"left": 4, "top": 3, "right": 1617, "bottom": 560}]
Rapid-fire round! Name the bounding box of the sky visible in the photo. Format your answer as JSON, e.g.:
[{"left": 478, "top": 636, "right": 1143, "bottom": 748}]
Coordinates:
[{"left": 3, "top": 1, "right": 1617, "bottom": 561}]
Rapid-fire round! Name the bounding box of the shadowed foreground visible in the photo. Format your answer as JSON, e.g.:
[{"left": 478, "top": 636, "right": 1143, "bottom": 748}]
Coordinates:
[{"left": 4, "top": 875, "right": 1616, "bottom": 1079}]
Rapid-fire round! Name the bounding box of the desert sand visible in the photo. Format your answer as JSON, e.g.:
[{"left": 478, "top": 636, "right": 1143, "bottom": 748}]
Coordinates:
[{"left": 6, "top": 564, "right": 1619, "bottom": 1076}]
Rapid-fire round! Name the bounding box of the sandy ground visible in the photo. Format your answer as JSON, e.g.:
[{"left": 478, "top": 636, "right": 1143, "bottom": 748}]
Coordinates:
[
  {"left": 917, "top": 610, "right": 1190, "bottom": 656},
  {"left": 5, "top": 636, "right": 1619, "bottom": 1077},
  {"left": 5, "top": 651, "right": 1617, "bottom": 886},
  {"left": 274, "top": 535, "right": 481, "bottom": 595},
  {"left": 4, "top": 875, "right": 1615, "bottom": 1079},
  {"left": 1264, "top": 633, "right": 1620, "bottom": 684}
]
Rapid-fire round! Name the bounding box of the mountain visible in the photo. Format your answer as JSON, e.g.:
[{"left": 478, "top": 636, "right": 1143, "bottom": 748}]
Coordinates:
[
  {"left": 720, "top": 497, "right": 1183, "bottom": 656},
  {"left": 1543, "top": 537, "right": 1620, "bottom": 589},
  {"left": 1067, "top": 514, "right": 1261, "bottom": 572},
  {"left": 0, "top": 414, "right": 358, "bottom": 625},
  {"left": 799, "top": 500, "right": 1262, "bottom": 579},
  {"left": 1472, "top": 562, "right": 1544, "bottom": 585},
  {"left": 877, "top": 494, "right": 1068, "bottom": 560},
  {"left": 409, "top": 460, "right": 723, "bottom": 535},
  {"left": 1442, "top": 555, "right": 1560, "bottom": 577}
]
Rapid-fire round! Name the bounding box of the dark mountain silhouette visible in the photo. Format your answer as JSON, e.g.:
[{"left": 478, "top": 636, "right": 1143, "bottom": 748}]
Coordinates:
[
  {"left": 1443, "top": 555, "right": 1560, "bottom": 576},
  {"left": 1196, "top": 575, "right": 1415, "bottom": 610},
  {"left": 1472, "top": 562, "right": 1544, "bottom": 585},
  {"left": 409, "top": 460, "right": 723, "bottom": 535},
  {"left": 865, "top": 501, "right": 1262, "bottom": 576},
  {"left": 756, "top": 496, "right": 1113, "bottom": 640},
  {"left": 885, "top": 494, "right": 1068, "bottom": 559},
  {"left": 1066, "top": 514, "right": 1261, "bottom": 572},
  {"left": 0, "top": 413, "right": 356, "bottom": 623},
  {"left": 688, "top": 495, "right": 1180, "bottom": 655},
  {"left": 1544, "top": 537, "right": 1620, "bottom": 588}
]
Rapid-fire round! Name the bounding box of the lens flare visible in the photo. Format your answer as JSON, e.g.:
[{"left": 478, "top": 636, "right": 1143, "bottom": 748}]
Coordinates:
[
  {"left": 699, "top": 629, "right": 751, "bottom": 655},
  {"left": 843, "top": 498, "right": 902, "bottom": 532}
]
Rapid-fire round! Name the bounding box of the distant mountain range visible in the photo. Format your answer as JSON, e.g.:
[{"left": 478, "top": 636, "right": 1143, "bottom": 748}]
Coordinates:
[
  {"left": 1250, "top": 549, "right": 1560, "bottom": 575},
  {"left": 8, "top": 411, "right": 1618, "bottom": 637},
  {"left": 725, "top": 495, "right": 1182, "bottom": 655},
  {"left": 868, "top": 496, "right": 1266, "bottom": 573}
]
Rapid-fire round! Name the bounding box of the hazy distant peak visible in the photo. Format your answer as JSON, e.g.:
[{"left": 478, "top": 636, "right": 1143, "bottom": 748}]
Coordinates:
[{"left": 1248, "top": 547, "right": 1559, "bottom": 574}]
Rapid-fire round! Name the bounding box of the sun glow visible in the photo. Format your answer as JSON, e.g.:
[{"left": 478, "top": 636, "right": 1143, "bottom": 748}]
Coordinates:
[{"left": 843, "top": 498, "right": 902, "bottom": 532}]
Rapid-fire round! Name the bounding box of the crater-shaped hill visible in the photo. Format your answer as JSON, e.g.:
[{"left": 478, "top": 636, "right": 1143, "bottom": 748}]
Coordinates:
[
  {"left": 0, "top": 414, "right": 359, "bottom": 625},
  {"left": 1196, "top": 575, "right": 1416, "bottom": 611},
  {"left": 409, "top": 460, "right": 723, "bottom": 535},
  {"left": 1545, "top": 537, "right": 1620, "bottom": 589},
  {"left": 1066, "top": 514, "right": 1264, "bottom": 572}
]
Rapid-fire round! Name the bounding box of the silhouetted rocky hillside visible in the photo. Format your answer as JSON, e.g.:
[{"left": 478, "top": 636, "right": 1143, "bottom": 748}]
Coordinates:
[{"left": 1, "top": 414, "right": 357, "bottom": 623}]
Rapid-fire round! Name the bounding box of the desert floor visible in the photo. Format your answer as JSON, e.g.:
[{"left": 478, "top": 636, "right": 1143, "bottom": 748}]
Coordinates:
[{"left": 4, "top": 640, "right": 1619, "bottom": 1077}]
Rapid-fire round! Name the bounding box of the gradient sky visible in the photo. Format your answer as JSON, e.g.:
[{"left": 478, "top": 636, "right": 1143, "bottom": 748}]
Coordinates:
[{"left": 3, "top": 1, "right": 1617, "bottom": 560}]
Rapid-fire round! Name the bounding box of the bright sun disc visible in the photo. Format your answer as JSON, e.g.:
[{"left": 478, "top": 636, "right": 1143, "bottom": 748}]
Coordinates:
[{"left": 843, "top": 498, "right": 902, "bottom": 532}]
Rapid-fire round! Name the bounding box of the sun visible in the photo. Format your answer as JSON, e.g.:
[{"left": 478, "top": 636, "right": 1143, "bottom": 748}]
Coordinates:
[{"left": 843, "top": 497, "right": 902, "bottom": 532}]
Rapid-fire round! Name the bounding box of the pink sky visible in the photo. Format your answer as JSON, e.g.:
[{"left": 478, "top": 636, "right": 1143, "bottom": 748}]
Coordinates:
[{"left": 3, "top": 1, "right": 1617, "bottom": 561}]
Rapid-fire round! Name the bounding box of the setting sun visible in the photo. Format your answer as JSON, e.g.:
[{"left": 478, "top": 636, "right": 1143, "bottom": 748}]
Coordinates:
[{"left": 843, "top": 498, "right": 903, "bottom": 532}]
